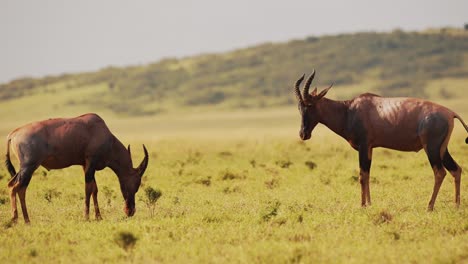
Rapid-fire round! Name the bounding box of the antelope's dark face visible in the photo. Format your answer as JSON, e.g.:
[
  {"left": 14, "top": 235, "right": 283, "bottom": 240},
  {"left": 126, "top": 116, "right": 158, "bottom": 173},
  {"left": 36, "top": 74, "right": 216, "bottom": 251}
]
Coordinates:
[
  {"left": 121, "top": 145, "right": 149, "bottom": 217},
  {"left": 298, "top": 103, "right": 319, "bottom": 140},
  {"left": 293, "top": 70, "right": 333, "bottom": 141},
  {"left": 121, "top": 171, "right": 142, "bottom": 217}
]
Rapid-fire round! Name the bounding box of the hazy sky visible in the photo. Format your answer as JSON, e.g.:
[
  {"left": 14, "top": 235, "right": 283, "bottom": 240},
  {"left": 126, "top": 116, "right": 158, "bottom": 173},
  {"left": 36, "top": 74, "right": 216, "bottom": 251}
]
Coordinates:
[{"left": 1, "top": 0, "right": 467, "bottom": 83}]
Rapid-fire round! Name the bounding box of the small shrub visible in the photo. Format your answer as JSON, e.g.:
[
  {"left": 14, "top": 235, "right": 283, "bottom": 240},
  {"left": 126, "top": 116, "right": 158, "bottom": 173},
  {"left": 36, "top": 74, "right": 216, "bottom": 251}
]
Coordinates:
[
  {"left": 3, "top": 220, "right": 15, "bottom": 229},
  {"left": 350, "top": 175, "right": 359, "bottom": 183},
  {"left": 272, "top": 217, "right": 287, "bottom": 226},
  {"left": 221, "top": 170, "right": 245, "bottom": 180},
  {"left": 202, "top": 216, "right": 221, "bottom": 223},
  {"left": 195, "top": 176, "right": 211, "bottom": 186},
  {"left": 29, "top": 249, "right": 38, "bottom": 257},
  {"left": 114, "top": 231, "right": 138, "bottom": 252},
  {"left": 261, "top": 201, "right": 281, "bottom": 222},
  {"left": 101, "top": 186, "right": 115, "bottom": 206},
  {"left": 289, "top": 234, "right": 311, "bottom": 242},
  {"left": 374, "top": 210, "right": 393, "bottom": 225},
  {"left": 320, "top": 177, "right": 331, "bottom": 185},
  {"left": 265, "top": 178, "right": 279, "bottom": 189},
  {"left": 290, "top": 248, "right": 304, "bottom": 264},
  {"left": 44, "top": 188, "right": 61, "bottom": 203},
  {"left": 275, "top": 160, "right": 292, "bottom": 168},
  {"left": 297, "top": 214, "right": 304, "bottom": 223},
  {"left": 186, "top": 151, "right": 202, "bottom": 165},
  {"left": 144, "top": 187, "right": 162, "bottom": 216},
  {"left": 218, "top": 151, "right": 232, "bottom": 157},
  {"left": 177, "top": 168, "right": 184, "bottom": 176},
  {"left": 305, "top": 161, "right": 317, "bottom": 170},
  {"left": 223, "top": 186, "right": 241, "bottom": 194},
  {"left": 388, "top": 231, "right": 400, "bottom": 240}
]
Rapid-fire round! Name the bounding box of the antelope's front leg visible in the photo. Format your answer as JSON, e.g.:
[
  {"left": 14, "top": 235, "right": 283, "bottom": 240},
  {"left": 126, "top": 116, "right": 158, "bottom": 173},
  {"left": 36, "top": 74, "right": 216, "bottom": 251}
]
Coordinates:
[
  {"left": 84, "top": 164, "right": 96, "bottom": 220},
  {"left": 90, "top": 180, "right": 102, "bottom": 220},
  {"left": 359, "top": 145, "right": 373, "bottom": 207},
  {"left": 84, "top": 180, "right": 102, "bottom": 220},
  {"left": 84, "top": 182, "right": 92, "bottom": 220}
]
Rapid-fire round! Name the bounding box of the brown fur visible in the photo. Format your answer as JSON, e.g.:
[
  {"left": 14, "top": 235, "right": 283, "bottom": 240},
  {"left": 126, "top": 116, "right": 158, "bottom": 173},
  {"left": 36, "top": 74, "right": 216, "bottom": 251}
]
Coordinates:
[
  {"left": 294, "top": 72, "right": 467, "bottom": 210},
  {"left": 5, "top": 113, "right": 149, "bottom": 223}
]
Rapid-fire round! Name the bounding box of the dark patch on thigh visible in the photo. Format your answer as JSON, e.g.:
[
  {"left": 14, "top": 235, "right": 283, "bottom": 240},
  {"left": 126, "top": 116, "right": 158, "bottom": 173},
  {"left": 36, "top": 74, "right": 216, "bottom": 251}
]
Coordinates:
[
  {"left": 347, "top": 110, "right": 367, "bottom": 150},
  {"left": 347, "top": 111, "right": 372, "bottom": 172},
  {"left": 85, "top": 166, "right": 96, "bottom": 183},
  {"left": 359, "top": 147, "right": 372, "bottom": 172},
  {"left": 17, "top": 167, "right": 35, "bottom": 188},
  {"left": 418, "top": 113, "right": 449, "bottom": 170},
  {"left": 442, "top": 149, "right": 458, "bottom": 172}
]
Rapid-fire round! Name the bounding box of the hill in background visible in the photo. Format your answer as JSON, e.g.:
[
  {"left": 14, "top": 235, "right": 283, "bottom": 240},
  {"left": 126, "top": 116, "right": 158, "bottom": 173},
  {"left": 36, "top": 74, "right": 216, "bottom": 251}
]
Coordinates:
[{"left": 1, "top": 28, "right": 468, "bottom": 117}]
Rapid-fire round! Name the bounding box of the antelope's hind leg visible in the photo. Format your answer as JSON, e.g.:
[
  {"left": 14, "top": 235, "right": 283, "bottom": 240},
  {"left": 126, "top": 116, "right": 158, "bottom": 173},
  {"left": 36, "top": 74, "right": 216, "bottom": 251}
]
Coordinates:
[
  {"left": 8, "top": 177, "right": 19, "bottom": 223},
  {"left": 442, "top": 149, "right": 462, "bottom": 207},
  {"left": 8, "top": 165, "right": 37, "bottom": 223},
  {"left": 420, "top": 114, "right": 451, "bottom": 211}
]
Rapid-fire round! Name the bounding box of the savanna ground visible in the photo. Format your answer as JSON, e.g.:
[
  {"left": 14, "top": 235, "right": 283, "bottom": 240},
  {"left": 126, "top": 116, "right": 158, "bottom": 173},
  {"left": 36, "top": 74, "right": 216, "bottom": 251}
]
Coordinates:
[{"left": 0, "top": 80, "right": 468, "bottom": 263}]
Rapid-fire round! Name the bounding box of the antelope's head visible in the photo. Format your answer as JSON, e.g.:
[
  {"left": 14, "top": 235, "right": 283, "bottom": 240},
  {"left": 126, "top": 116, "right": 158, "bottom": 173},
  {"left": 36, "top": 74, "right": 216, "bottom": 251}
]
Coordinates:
[
  {"left": 293, "top": 70, "right": 333, "bottom": 140},
  {"left": 121, "top": 145, "right": 149, "bottom": 217}
]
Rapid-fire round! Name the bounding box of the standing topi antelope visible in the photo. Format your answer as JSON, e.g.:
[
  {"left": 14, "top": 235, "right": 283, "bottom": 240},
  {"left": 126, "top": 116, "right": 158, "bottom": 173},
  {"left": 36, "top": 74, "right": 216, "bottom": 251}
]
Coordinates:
[
  {"left": 5, "top": 113, "right": 149, "bottom": 223},
  {"left": 293, "top": 70, "right": 468, "bottom": 210}
]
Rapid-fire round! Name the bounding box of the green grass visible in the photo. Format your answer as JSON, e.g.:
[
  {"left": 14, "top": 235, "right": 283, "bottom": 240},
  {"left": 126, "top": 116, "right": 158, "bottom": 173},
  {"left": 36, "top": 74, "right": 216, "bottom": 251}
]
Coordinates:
[
  {"left": 0, "top": 77, "right": 468, "bottom": 263},
  {"left": 0, "top": 130, "right": 467, "bottom": 263}
]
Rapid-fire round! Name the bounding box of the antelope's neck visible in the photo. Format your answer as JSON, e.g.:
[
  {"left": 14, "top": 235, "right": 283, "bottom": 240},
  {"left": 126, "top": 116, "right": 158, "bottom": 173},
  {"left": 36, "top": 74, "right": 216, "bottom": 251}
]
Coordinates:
[
  {"left": 108, "top": 137, "right": 133, "bottom": 178},
  {"left": 316, "top": 98, "right": 350, "bottom": 141}
]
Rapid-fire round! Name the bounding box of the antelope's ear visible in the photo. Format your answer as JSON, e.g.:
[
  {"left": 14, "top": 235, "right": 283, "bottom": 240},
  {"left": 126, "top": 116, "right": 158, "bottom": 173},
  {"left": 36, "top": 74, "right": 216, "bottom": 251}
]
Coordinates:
[
  {"left": 316, "top": 83, "right": 334, "bottom": 100},
  {"left": 311, "top": 87, "right": 317, "bottom": 97}
]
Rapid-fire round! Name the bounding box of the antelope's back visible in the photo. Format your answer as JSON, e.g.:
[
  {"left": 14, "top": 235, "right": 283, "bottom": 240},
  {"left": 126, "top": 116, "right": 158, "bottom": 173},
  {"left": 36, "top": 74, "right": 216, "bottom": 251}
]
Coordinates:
[
  {"left": 350, "top": 95, "right": 453, "bottom": 151},
  {"left": 9, "top": 113, "right": 114, "bottom": 168}
]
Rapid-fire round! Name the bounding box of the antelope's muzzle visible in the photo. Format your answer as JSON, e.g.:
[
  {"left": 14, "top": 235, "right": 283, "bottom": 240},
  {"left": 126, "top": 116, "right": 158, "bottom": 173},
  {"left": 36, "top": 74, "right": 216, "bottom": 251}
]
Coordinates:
[{"left": 300, "top": 129, "right": 311, "bottom": 140}]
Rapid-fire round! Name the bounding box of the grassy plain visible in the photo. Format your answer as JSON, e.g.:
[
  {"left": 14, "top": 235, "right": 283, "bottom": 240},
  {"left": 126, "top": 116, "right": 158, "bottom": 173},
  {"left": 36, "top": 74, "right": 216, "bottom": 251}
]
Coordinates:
[{"left": 0, "top": 79, "right": 468, "bottom": 263}]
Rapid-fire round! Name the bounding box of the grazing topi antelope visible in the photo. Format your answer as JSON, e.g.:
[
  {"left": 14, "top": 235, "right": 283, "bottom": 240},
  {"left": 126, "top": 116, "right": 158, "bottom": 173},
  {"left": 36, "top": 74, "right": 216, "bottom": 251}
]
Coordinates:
[
  {"left": 293, "top": 70, "right": 468, "bottom": 210},
  {"left": 5, "top": 113, "right": 149, "bottom": 223}
]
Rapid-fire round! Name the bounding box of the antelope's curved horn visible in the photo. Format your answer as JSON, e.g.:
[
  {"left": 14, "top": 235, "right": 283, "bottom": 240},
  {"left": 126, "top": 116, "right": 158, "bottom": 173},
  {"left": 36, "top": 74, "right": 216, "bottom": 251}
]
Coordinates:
[
  {"left": 136, "top": 145, "right": 149, "bottom": 178},
  {"left": 303, "top": 69, "right": 315, "bottom": 98},
  {"left": 294, "top": 74, "right": 305, "bottom": 103}
]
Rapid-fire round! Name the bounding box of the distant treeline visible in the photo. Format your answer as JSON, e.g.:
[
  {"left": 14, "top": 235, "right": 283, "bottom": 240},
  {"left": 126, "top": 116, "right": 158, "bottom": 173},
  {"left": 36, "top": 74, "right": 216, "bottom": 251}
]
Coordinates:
[{"left": 2, "top": 28, "right": 468, "bottom": 115}]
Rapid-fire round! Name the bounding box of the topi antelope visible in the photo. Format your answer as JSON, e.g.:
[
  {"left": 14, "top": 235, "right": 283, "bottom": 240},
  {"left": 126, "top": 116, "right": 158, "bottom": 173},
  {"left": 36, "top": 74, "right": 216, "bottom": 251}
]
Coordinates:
[
  {"left": 293, "top": 70, "right": 468, "bottom": 211},
  {"left": 5, "top": 113, "right": 149, "bottom": 223}
]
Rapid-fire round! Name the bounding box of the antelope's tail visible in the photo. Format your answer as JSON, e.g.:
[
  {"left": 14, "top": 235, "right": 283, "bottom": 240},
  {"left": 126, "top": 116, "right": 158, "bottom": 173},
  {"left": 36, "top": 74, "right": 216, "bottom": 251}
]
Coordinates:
[
  {"left": 5, "top": 138, "right": 16, "bottom": 177},
  {"left": 454, "top": 114, "right": 468, "bottom": 144}
]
